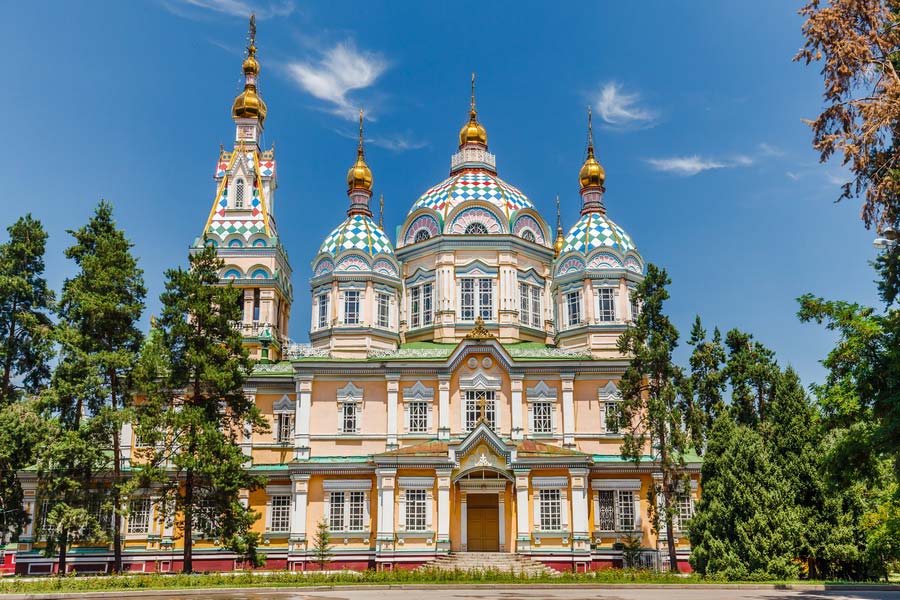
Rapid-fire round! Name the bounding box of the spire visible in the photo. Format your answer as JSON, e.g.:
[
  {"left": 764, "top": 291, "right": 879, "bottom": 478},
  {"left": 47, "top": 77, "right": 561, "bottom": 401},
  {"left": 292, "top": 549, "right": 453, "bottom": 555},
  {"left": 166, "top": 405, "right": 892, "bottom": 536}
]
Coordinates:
[
  {"left": 379, "top": 194, "right": 384, "bottom": 228},
  {"left": 458, "top": 72, "right": 488, "bottom": 148},
  {"left": 554, "top": 194, "right": 565, "bottom": 257},
  {"left": 232, "top": 14, "right": 268, "bottom": 125},
  {"left": 346, "top": 109, "right": 374, "bottom": 214},
  {"left": 578, "top": 105, "right": 606, "bottom": 214}
]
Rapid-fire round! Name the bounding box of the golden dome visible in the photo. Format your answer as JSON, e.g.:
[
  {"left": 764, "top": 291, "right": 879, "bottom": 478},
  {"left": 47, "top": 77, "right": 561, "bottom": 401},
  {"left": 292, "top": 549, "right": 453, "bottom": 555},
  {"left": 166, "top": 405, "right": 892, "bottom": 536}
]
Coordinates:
[
  {"left": 347, "top": 111, "right": 374, "bottom": 192},
  {"left": 232, "top": 17, "right": 267, "bottom": 124},
  {"left": 579, "top": 106, "right": 605, "bottom": 189},
  {"left": 459, "top": 73, "right": 487, "bottom": 148},
  {"left": 554, "top": 195, "right": 565, "bottom": 257}
]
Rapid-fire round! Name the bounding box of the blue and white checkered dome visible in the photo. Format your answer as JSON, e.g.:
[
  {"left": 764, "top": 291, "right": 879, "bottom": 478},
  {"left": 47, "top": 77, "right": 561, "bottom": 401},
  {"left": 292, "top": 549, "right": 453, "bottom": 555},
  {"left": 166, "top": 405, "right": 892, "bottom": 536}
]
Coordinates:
[
  {"left": 408, "top": 168, "right": 534, "bottom": 225},
  {"left": 319, "top": 213, "right": 395, "bottom": 258},
  {"left": 561, "top": 211, "right": 637, "bottom": 255}
]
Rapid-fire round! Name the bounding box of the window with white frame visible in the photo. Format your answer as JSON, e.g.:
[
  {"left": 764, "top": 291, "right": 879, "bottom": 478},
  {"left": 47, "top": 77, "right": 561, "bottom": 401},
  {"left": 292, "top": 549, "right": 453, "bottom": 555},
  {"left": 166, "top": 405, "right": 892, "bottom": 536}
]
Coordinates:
[
  {"left": 127, "top": 498, "right": 151, "bottom": 534},
  {"left": 276, "top": 412, "right": 294, "bottom": 443},
  {"left": 324, "top": 482, "right": 370, "bottom": 533},
  {"left": 317, "top": 292, "right": 330, "bottom": 329},
  {"left": 464, "top": 390, "right": 495, "bottom": 431},
  {"left": 329, "top": 491, "right": 345, "bottom": 531},
  {"left": 617, "top": 490, "right": 636, "bottom": 531},
  {"left": 340, "top": 401, "right": 358, "bottom": 433},
  {"left": 337, "top": 383, "right": 362, "bottom": 434},
  {"left": 460, "top": 278, "right": 493, "bottom": 321},
  {"left": 674, "top": 494, "right": 694, "bottom": 532},
  {"left": 597, "top": 288, "right": 616, "bottom": 322},
  {"left": 604, "top": 401, "right": 620, "bottom": 434},
  {"left": 348, "top": 491, "right": 366, "bottom": 531},
  {"left": 377, "top": 292, "right": 391, "bottom": 328},
  {"left": 235, "top": 178, "right": 245, "bottom": 209},
  {"left": 538, "top": 489, "right": 561, "bottom": 531},
  {"left": 566, "top": 290, "right": 582, "bottom": 327},
  {"left": 519, "top": 282, "right": 542, "bottom": 328},
  {"left": 531, "top": 401, "right": 553, "bottom": 435},
  {"left": 594, "top": 481, "right": 640, "bottom": 532},
  {"left": 405, "top": 489, "right": 427, "bottom": 531},
  {"left": 408, "top": 401, "right": 429, "bottom": 433},
  {"left": 629, "top": 291, "right": 640, "bottom": 321},
  {"left": 409, "top": 283, "right": 433, "bottom": 329},
  {"left": 597, "top": 490, "right": 615, "bottom": 531},
  {"left": 599, "top": 382, "right": 622, "bottom": 434},
  {"left": 269, "top": 495, "right": 291, "bottom": 532},
  {"left": 343, "top": 290, "right": 360, "bottom": 325},
  {"left": 87, "top": 495, "right": 112, "bottom": 533}
]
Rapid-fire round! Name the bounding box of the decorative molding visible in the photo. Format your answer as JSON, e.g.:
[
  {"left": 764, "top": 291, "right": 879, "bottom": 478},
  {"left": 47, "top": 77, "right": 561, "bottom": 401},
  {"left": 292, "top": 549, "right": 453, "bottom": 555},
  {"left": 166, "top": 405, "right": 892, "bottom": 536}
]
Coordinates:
[
  {"left": 526, "top": 380, "right": 558, "bottom": 401},
  {"left": 272, "top": 395, "right": 294, "bottom": 412},
  {"left": 337, "top": 382, "right": 364, "bottom": 402},
  {"left": 532, "top": 476, "right": 568, "bottom": 489},
  {"left": 464, "top": 316, "right": 495, "bottom": 340},
  {"left": 398, "top": 476, "right": 435, "bottom": 489},
  {"left": 459, "top": 370, "right": 502, "bottom": 390},
  {"left": 402, "top": 381, "right": 435, "bottom": 401},
  {"left": 591, "top": 478, "right": 640, "bottom": 490},
  {"left": 598, "top": 381, "right": 620, "bottom": 401},
  {"left": 323, "top": 479, "right": 373, "bottom": 491}
]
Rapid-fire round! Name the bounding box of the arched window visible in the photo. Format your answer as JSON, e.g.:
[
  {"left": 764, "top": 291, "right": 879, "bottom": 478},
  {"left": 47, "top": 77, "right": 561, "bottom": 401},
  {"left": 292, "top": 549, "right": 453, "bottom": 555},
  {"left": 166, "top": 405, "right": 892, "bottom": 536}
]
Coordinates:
[
  {"left": 521, "top": 230, "right": 536, "bottom": 242},
  {"left": 235, "top": 178, "right": 245, "bottom": 209},
  {"left": 414, "top": 230, "right": 431, "bottom": 243},
  {"left": 465, "top": 222, "right": 489, "bottom": 235}
]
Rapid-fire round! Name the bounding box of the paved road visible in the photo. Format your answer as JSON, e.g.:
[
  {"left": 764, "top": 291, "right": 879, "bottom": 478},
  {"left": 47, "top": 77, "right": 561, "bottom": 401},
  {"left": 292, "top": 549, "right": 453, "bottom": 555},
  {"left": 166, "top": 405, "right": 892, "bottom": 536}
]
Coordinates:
[{"left": 124, "top": 589, "right": 900, "bottom": 600}]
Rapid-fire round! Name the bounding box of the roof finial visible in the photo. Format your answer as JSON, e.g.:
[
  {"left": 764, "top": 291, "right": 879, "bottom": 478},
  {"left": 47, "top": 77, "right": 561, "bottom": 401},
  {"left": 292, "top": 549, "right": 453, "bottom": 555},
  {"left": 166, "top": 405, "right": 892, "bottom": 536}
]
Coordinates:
[
  {"left": 556, "top": 195, "right": 562, "bottom": 232},
  {"left": 470, "top": 72, "right": 477, "bottom": 118},
  {"left": 248, "top": 13, "right": 256, "bottom": 51},
  {"left": 554, "top": 194, "right": 565, "bottom": 258},
  {"left": 358, "top": 109, "right": 365, "bottom": 157},
  {"left": 587, "top": 105, "right": 594, "bottom": 157},
  {"left": 379, "top": 194, "right": 384, "bottom": 228}
]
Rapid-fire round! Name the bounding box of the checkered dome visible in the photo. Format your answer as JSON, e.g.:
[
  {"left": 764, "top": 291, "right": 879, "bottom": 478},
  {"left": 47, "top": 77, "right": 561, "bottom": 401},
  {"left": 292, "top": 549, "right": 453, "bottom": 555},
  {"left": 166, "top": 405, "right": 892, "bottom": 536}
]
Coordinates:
[
  {"left": 561, "top": 212, "right": 637, "bottom": 255},
  {"left": 319, "top": 214, "right": 395, "bottom": 258},
  {"left": 409, "top": 169, "right": 533, "bottom": 225}
]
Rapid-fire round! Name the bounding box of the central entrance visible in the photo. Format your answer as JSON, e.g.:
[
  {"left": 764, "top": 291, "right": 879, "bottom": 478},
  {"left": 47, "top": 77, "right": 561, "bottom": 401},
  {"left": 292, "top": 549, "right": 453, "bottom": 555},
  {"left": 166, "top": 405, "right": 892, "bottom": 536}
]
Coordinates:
[{"left": 465, "top": 493, "right": 499, "bottom": 551}]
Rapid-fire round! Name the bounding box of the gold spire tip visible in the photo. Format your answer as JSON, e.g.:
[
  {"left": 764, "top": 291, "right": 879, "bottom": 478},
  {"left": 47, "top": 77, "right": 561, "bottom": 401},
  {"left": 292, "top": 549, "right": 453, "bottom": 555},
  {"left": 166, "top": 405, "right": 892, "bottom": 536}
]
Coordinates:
[
  {"left": 587, "top": 105, "right": 594, "bottom": 155},
  {"left": 470, "top": 72, "right": 476, "bottom": 117},
  {"left": 358, "top": 109, "right": 364, "bottom": 155},
  {"left": 248, "top": 13, "right": 256, "bottom": 50}
]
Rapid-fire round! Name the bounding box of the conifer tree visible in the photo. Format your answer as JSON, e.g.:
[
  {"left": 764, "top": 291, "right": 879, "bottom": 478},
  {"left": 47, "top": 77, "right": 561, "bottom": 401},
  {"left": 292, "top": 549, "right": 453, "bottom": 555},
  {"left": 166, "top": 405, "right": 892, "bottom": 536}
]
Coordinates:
[
  {"left": 683, "top": 317, "right": 726, "bottom": 454},
  {"left": 312, "top": 519, "right": 332, "bottom": 570},
  {"left": 134, "top": 243, "right": 266, "bottom": 573},
  {"left": 51, "top": 201, "right": 145, "bottom": 572},
  {"left": 616, "top": 264, "right": 690, "bottom": 572},
  {"left": 723, "top": 329, "right": 778, "bottom": 428},
  {"left": 0, "top": 401, "right": 48, "bottom": 541},
  {"left": 0, "top": 214, "right": 54, "bottom": 404}
]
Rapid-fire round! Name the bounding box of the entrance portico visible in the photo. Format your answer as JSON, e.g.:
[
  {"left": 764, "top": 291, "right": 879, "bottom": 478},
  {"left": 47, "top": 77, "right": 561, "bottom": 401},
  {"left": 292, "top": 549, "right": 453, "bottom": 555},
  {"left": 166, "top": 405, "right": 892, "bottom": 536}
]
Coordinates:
[{"left": 457, "top": 472, "right": 508, "bottom": 552}]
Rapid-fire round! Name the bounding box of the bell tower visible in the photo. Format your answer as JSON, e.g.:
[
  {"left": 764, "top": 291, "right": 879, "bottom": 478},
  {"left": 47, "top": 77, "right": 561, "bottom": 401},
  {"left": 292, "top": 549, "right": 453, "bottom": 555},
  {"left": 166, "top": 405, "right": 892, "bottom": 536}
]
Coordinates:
[{"left": 194, "top": 15, "right": 293, "bottom": 362}]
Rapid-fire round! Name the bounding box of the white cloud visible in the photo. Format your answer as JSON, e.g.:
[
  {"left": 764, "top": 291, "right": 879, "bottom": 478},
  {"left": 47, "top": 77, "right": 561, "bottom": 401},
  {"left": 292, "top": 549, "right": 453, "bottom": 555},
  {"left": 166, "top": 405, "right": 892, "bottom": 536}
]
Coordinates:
[
  {"left": 162, "top": 0, "right": 295, "bottom": 19},
  {"left": 333, "top": 127, "right": 427, "bottom": 152},
  {"left": 646, "top": 156, "right": 727, "bottom": 176},
  {"left": 758, "top": 142, "right": 785, "bottom": 157},
  {"left": 732, "top": 154, "right": 755, "bottom": 167},
  {"left": 595, "top": 82, "right": 657, "bottom": 128},
  {"left": 786, "top": 171, "right": 801, "bottom": 181},
  {"left": 285, "top": 42, "right": 387, "bottom": 120}
]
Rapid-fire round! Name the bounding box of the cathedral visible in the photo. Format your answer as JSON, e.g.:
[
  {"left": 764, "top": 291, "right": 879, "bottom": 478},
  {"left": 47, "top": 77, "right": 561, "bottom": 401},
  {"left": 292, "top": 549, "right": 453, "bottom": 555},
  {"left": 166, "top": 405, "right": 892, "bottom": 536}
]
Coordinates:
[{"left": 12, "top": 21, "right": 699, "bottom": 575}]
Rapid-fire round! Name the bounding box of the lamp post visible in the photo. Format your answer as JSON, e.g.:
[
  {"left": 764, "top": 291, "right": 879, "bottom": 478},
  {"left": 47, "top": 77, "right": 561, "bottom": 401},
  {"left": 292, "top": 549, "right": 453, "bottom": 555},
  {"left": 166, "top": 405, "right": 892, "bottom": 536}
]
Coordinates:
[{"left": 874, "top": 225, "right": 899, "bottom": 251}]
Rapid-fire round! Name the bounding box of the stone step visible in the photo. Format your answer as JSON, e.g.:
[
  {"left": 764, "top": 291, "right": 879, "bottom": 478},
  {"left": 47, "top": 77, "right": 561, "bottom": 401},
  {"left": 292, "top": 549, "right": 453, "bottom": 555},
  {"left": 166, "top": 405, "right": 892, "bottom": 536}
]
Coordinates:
[{"left": 419, "top": 552, "right": 557, "bottom": 577}]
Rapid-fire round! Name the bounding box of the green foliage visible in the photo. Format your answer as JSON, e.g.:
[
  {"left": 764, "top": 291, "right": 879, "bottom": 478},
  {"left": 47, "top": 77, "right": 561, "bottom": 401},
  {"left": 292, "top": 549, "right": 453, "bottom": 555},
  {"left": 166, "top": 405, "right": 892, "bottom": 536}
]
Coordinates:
[
  {"left": 0, "top": 214, "right": 54, "bottom": 403},
  {"left": 0, "top": 401, "right": 48, "bottom": 539},
  {"left": 616, "top": 263, "right": 690, "bottom": 572},
  {"left": 133, "top": 243, "right": 267, "bottom": 573},
  {"left": 682, "top": 317, "right": 726, "bottom": 454},
  {"left": 621, "top": 533, "right": 644, "bottom": 569},
  {"left": 313, "top": 518, "right": 332, "bottom": 570},
  {"left": 228, "top": 530, "right": 266, "bottom": 569}
]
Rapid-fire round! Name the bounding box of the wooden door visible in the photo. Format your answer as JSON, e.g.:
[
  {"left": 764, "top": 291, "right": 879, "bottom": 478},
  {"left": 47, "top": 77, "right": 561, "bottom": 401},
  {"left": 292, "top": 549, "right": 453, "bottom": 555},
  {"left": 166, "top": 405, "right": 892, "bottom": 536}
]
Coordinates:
[{"left": 466, "top": 494, "right": 499, "bottom": 552}]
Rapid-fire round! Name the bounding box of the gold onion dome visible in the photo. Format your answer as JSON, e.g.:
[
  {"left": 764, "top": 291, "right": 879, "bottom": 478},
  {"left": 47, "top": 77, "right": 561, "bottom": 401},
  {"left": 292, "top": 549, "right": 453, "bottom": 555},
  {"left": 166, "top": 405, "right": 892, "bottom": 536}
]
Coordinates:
[
  {"left": 347, "top": 110, "right": 373, "bottom": 192},
  {"left": 232, "top": 16, "right": 267, "bottom": 124},
  {"left": 579, "top": 106, "right": 605, "bottom": 189},
  {"left": 459, "top": 73, "right": 488, "bottom": 147}
]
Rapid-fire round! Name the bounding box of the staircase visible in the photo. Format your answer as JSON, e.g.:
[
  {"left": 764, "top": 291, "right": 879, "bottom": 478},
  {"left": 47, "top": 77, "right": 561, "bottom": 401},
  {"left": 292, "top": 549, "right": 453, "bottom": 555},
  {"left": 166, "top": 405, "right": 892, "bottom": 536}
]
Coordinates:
[{"left": 421, "top": 552, "right": 558, "bottom": 576}]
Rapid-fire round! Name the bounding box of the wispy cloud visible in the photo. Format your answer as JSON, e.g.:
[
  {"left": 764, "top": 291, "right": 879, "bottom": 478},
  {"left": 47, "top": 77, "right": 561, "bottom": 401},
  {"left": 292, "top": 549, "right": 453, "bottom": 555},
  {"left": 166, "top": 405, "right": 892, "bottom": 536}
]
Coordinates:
[
  {"left": 161, "top": 0, "right": 295, "bottom": 19},
  {"left": 285, "top": 41, "right": 387, "bottom": 120},
  {"left": 758, "top": 142, "right": 785, "bottom": 157},
  {"left": 595, "top": 82, "right": 658, "bottom": 129},
  {"left": 646, "top": 156, "right": 727, "bottom": 176},
  {"left": 333, "top": 128, "right": 427, "bottom": 153}
]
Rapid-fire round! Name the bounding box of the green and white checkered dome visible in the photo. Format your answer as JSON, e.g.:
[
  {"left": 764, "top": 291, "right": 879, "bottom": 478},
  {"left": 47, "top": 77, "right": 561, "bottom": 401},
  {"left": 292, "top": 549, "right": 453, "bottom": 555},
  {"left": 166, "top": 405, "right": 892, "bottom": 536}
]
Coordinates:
[
  {"left": 319, "top": 214, "right": 395, "bottom": 257},
  {"left": 561, "top": 211, "right": 636, "bottom": 255}
]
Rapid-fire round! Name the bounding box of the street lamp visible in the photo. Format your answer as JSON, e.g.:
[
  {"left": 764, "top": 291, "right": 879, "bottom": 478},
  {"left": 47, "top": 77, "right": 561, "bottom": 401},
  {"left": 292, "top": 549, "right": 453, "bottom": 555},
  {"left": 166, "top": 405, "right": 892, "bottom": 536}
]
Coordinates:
[{"left": 874, "top": 225, "right": 899, "bottom": 251}]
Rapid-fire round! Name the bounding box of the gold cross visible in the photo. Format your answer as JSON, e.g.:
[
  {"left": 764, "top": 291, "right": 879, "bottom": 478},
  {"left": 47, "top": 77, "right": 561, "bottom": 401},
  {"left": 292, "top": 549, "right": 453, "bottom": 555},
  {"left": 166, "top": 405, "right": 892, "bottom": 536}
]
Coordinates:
[{"left": 477, "top": 394, "right": 488, "bottom": 424}]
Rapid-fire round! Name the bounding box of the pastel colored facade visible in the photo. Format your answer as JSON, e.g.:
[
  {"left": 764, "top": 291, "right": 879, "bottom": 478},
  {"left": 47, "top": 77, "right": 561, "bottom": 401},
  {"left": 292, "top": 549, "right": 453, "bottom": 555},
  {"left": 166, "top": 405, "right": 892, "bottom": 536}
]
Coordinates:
[{"left": 9, "top": 24, "right": 700, "bottom": 575}]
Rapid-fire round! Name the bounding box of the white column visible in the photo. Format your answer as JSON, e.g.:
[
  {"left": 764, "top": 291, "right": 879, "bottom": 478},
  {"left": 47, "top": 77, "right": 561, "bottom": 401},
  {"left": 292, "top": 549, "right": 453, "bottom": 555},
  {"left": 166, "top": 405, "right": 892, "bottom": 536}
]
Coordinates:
[
  {"left": 294, "top": 376, "right": 313, "bottom": 460},
  {"left": 498, "top": 490, "right": 506, "bottom": 551},
  {"left": 514, "top": 471, "right": 530, "bottom": 552},
  {"left": 386, "top": 374, "right": 400, "bottom": 450},
  {"left": 376, "top": 468, "right": 397, "bottom": 549},
  {"left": 561, "top": 373, "right": 575, "bottom": 448},
  {"left": 290, "top": 474, "right": 310, "bottom": 554},
  {"left": 460, "top": 491, "right": 468, "bottom": 551},
  {"left": 570, "top": 469, "right": 589, "bottom": 552},
  {"left": 121, "top": 421, "right": 133, "bottom": 467},
  {"left": 438, "top": 375, "right": 450, "bottom": 440},
  {"left": 510, "top": 375, "right": 524, "bottom": 440},
  {"left": 436, "top": 469, "right": 451, "bottom": 551}
]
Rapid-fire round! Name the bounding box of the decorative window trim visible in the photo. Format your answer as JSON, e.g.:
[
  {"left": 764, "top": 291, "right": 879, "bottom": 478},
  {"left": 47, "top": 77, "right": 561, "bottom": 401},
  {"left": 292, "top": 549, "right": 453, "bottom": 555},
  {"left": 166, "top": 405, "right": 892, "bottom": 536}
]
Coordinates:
[
  {"left": 323, "top": 480, "right": 372, "bottom": 492},
  {"left": 458, "top": 277, "right": 495, "bottom": 322},
  {"left": 459, "top": 371, "right": 502, "bottom": 391},
  {"left": 598, "top": 382, "right": 622, "bottom": 434},
  {"left": 532, "top": 476, "right": 568, "bottom": 489},
  {"left": 337, "top": 382, "right": 363, "bottom": 434},
  {"left": 526, "top": 381, "right": 558, "bottom": 401},
  {"left": 402, "top": 381, "right": 434, "bottom": 434},
  {"left": 398, "top": 477, "right": 435, "bottom": 489},
  {"left": 591, "top": 478, "right": 640, "bottom": 491}
]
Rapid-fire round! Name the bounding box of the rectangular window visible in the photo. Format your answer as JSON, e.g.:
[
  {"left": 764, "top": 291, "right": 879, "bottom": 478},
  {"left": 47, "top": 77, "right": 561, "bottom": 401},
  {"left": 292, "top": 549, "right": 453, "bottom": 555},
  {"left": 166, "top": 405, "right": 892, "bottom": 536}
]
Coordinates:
[
  {"left": 405, "top": 489, "right": 427, "bottom": 531},
  {"left": 318, "top": 293, "right": 329, "bottom": 329},
  {"left": 270, "top": 495, "right": 291, "bottom": 533},
  {"left": 617, "top": 490, "right": 635, "bottom": 531},
  {"left": 598, "top": 288, "right": 616, "bottom": 322},
  {"left": 630, "top": 294, "right": 640, "bottom": 321},
  {"left": 348, "top": 491, "right": 366, "bottom": 531},
  {"left": 38, "top": 500, "right": 51, "bottom": 537},
  {"left": 329, "top": 492, "right": 345, "bottom": 531},
  {"left": 531, "top": 285, "right": 541, "bottom": 327},
  {"left": 341, "top": 402, "right": 358, "bottom": 433},
  {"left": 253, "top": 289, "right": 261, "bottom": 321},
  {"left": 127, "top": 498, "right": 151, "bottom": 534},
  {"left": 520, "top": 283, "right": 543, "bottom": 328},
  {"left": 344, "top": 291, "right": 360, "bottom": 325},
  {"left": 408, "top": 401, "right": 428, "bottom": 433},
  {"left": 532, "top": 402, "right": 553, "bottom": 434},
  {"left": 464, "top": 390, "right": 495, "bottom": 431},
  {"left": 597, "top": 490, "right": 615, "bottom": 531},
  {"left": 276, "top": 413, "right": 294, "bottom": 443},
  {"left": 377, "top": 293, "right": 390, "bottom": 328},
  {"left": 423, "top": 283, "right": 433, "bottom": 325},
  {"left": 566, "top": 291, "right": 581, "bottom": 327},
  {"left": 520, "top": 282, "right": 529, "bottom": 325},
  {"left": 410, "top": 286, "right": 421, "bottom": 329},
  {"left": 479, "top": 279, "right": 493, "bottom": 319},
  {"left": 460, "top": 278, "right": 475, "bottom": 321},
  {"left": 605, "top": 402, "right": 620, "bottom": 434},
  {"left": 539, "top": 489, "right": 561, "bottom": 531},
  {"left": 676, "top": 495, "right": 693, "bottom": 531}
]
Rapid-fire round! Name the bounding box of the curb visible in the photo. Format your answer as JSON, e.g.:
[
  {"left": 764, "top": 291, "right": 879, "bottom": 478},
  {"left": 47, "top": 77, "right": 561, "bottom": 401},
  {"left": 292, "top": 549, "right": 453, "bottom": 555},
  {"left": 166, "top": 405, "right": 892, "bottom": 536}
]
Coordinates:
[{"left": 4, "top": 583, "right": 900, "bottom": 599}]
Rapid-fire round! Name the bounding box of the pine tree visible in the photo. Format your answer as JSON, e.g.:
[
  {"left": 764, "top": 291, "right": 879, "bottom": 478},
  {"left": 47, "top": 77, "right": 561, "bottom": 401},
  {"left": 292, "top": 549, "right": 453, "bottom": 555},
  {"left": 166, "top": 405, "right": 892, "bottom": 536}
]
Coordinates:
[
  {"left": 0, "top": 401, "right": 48, "bottom": 541},
  {"left": 51, "top": 201, "right": 146, "bottom": 572},
  {"left": 616, "top": 264, "right": 690, "bottom": 572},
  {"left": 134, "top": 243, "right": 266, "bottom": 573},
  {"left": 724, "top": 329, "right": 778, "bottom": 428},
  {"left": 0, "top": 214, "right": 54, "bottom": 404},
  {"left": 683, "top": 317, "right": 726, "bottom": 454},
  {"left": 312, "top": 519, "right": 332, "bottom": 570}
]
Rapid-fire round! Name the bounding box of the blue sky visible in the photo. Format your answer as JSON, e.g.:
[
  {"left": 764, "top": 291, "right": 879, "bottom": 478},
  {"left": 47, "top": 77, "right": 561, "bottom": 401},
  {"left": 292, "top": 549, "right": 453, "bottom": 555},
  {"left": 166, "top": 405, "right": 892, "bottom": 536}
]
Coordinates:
[{"left": 3, "top": 1, "right": 881, "bottom": 386}]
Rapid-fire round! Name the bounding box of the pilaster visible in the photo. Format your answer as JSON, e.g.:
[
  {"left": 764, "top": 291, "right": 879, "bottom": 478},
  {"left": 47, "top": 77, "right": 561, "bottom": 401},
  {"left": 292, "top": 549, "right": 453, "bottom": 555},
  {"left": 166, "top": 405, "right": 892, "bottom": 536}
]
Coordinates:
[
  {"left": 294, "top": 376, "right": 313, "bottom": 460},
  {"left": 514, "top": 470, "right": 530, "bottom": 552},
  {"left": 289, "top": 474, "right": 310, "bottom": 551},
  {"left": 386, "top": 374, "right": 400, "bottom": 450},
  {"left": 436, "top": 469, "right": 451, "bottom": 552},
  {"left": 438, "top": 375, "right": 451, "bottom": 440},
  {"left": 376, "top": 468, "right": 397, "bottom": 554},
  {"left": 561, "top": 373, "right": 576, "bottom": 448},
  {"left": 570, "top": 468, "right": 590, "bottom": 553},
  {"left": 510, "top": 374, "right": 524, "bottom": 441}
]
